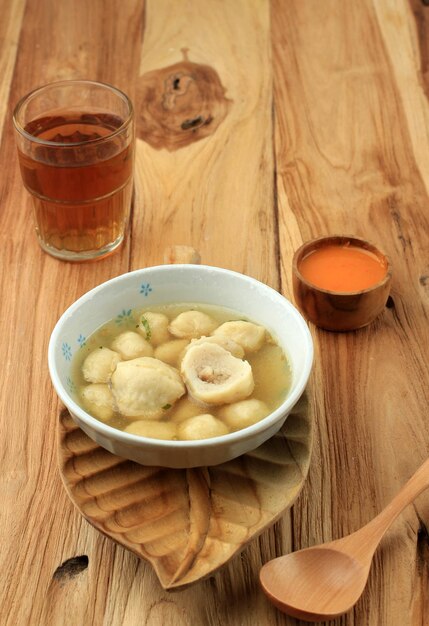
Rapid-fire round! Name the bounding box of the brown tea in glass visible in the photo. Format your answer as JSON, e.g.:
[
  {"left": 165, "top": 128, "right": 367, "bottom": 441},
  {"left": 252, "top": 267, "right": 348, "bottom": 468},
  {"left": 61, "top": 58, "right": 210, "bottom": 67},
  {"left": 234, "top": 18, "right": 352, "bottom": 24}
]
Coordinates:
[{"left": 13, "top": 81, "right": 134, "bottom": 261}]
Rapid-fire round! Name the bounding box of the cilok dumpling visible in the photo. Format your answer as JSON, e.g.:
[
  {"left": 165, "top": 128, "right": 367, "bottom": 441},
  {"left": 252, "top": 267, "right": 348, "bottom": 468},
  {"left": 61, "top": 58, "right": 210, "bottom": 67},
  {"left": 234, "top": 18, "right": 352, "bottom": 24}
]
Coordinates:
[
  {"left": 212, "top": 321, "right": 266, "bottom": 352},
  {"left": 180, "top": 342, "right": 254, "bottom": 405},
  {"left": 154, "top": 339, "right": 189, "bottom": 367},
  {"left": 169, "top": 396, "right": 206, "bottom": 423},
  {"left": 124, "top": 420, "right": 177, "bottom": 440},
  {"left": 82, "top": 347, "right": 121, "bottom": 383},
  {"left": 111, "top": 331, "right": 153, "bottom": 360},
  {"left": 185, "top": 335, "right": 244, "bottom": 359},
  {"left": 111, "top": 357, "right": 185, "bottom": 418},
  {"left": 217, "top": 399, "right": 269, "bottom": 430},
  {"left": 178, "top": 414, "right": 229, "bottom": 440},
  {"left": 138, "top": 312, "right": 171, "bottom": 346},
  {"left": 169, "top": 311, "right": 219, "bottom": 339},
  {"left": 81, "top": 383, "right": 115, "bottom": 421}
]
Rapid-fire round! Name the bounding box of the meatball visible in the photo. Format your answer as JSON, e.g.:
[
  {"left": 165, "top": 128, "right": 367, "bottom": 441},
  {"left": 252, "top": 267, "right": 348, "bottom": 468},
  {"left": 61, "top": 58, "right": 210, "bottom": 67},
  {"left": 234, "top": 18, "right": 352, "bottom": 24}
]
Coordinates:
[
  {"left": 111, "top": 331, "right": 153, "bottom": 360},
  {"left": 111, "top": 357, "right": 185, "bottom": 418},
  {"left": 169, "top": 311, "right": 219, "bottom": 339},
  {"left": 82, "top": 347, "right": 121, "bottom": 383}
]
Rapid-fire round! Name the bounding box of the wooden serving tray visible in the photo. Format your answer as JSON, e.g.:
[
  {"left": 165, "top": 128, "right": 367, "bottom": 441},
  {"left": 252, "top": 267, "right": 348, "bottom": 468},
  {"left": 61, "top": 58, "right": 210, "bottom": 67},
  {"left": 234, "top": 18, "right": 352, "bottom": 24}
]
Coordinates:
[{"left": 58, "top": 396, "right": 312, "bottom": 589}]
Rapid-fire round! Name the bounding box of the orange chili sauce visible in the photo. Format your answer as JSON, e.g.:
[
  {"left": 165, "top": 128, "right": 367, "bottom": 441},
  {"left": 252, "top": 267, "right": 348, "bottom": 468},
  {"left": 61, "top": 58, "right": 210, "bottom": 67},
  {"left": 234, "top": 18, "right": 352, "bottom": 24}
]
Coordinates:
[{"left": 298, "top": 244, "right": 387, "bottom": 292}]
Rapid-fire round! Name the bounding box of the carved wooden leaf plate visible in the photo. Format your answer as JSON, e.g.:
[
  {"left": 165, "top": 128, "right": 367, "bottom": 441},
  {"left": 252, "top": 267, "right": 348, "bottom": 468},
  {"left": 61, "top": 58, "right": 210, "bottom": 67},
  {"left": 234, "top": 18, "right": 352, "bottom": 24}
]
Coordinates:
[{"left": 58, "top": 396, "right": 312, "bottom": 589}]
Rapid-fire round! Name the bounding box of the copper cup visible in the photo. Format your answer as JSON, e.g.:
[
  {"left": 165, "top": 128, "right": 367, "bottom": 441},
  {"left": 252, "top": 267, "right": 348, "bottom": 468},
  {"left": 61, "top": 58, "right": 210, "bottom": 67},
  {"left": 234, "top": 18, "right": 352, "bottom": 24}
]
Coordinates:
[{"left": 292, "top": 235, "right": 392, "bottom": 331}]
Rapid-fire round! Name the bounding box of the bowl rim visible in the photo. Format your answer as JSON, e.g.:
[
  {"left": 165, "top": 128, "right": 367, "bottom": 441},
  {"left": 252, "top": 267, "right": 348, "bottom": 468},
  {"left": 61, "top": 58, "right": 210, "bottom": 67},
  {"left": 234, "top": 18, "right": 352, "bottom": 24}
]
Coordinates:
[
  {"left": 292, "top": 235, "right": 392, "bottom": 296},
  {"left": 48, "top": 264, "right": 314, "bottom": 450}
]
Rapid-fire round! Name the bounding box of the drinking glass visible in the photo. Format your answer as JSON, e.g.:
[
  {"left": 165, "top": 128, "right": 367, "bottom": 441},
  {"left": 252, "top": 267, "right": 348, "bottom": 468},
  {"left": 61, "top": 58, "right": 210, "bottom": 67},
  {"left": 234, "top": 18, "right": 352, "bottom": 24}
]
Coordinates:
[{"left": 13, "top": 80, "right": 135, "bottom": 261}]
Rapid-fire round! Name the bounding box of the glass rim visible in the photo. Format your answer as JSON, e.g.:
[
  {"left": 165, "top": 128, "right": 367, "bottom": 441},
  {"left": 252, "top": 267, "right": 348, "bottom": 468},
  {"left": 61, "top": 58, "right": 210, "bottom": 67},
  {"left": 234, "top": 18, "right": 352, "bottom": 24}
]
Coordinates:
[{"left": 12, "top": 79, "right": 134, "bottom": 147}]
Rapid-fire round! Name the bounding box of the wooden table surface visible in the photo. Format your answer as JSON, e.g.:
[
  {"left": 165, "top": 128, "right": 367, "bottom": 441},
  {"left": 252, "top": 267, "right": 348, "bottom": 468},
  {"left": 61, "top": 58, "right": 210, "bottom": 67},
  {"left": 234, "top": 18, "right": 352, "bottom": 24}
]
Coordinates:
[{"left": 1, "top": 1, "right": 429, "bottom": 624}]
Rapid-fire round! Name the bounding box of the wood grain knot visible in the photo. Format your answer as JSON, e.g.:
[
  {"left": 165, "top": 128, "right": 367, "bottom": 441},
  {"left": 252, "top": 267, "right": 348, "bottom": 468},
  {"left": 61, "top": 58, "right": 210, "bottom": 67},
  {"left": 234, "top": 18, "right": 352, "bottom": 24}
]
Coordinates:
[
  {"left": 416, "top": 524, "right": 429, "bottom": 575},
  {"left": 136, "top": 59, "right": 231, "bottom": 150},
  {"left": 53, "top": 555, "right": 89, "bottom": 581},
  {"left": 417, "top": 525, "right": 429, "bottom": 544}
]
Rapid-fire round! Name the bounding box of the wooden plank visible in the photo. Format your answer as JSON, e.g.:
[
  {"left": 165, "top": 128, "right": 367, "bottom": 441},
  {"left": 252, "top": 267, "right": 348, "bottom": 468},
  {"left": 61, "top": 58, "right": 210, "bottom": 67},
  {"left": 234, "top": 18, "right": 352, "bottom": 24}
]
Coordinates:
[
  {"left": 1, "top": 0, "right": 428, "bottom": 624},
  {"left": 374, "top": 0, "right": 429, "bottom": 194},
  {"left": 132, "top": 0, "right": 277, "bottom": 287},
  {"left": 112, "top": 0, "right": 280, "bottom": 623},
  {"left": 272, "top": 1, "right": 429, "bottom": 624},
  {"left": 0, "top": 0, "right": 26, "bottom": 143},
  {"left": 0, "top": 2, "right": 144, "bottom": 625}
]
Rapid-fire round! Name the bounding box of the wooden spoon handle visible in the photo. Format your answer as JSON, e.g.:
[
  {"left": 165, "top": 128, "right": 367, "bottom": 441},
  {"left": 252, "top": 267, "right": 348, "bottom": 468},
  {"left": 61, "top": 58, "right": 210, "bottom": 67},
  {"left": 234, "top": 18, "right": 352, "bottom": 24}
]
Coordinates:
[{"left": 351, "top": 458, "right": 429, "bottom": 560}]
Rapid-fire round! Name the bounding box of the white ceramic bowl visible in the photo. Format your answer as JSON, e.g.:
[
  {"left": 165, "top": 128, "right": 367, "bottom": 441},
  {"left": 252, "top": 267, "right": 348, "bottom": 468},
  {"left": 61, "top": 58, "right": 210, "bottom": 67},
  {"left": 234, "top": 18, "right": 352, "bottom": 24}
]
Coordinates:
[{"left": 48, "top": 265, "right": 313, "bottom": 468}]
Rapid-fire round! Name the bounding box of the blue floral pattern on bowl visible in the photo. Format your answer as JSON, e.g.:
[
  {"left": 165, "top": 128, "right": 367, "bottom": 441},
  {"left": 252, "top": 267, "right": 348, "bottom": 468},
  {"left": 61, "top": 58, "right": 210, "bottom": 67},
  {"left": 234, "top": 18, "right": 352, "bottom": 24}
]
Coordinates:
[
  {"left": 115, "top": 309, "right": 133, "bottom": 325},
  {"left": 66, "top": 376, "right": 76, "bottom": 394},
  {"left": 59, "top": 281, "right": 157, "bottom": 386},
  {"left": 140, "top": 283, "right": 153, "bottom": 296},
  {"left": 62, "top": 342, "right": 72, "bottom": 361}
]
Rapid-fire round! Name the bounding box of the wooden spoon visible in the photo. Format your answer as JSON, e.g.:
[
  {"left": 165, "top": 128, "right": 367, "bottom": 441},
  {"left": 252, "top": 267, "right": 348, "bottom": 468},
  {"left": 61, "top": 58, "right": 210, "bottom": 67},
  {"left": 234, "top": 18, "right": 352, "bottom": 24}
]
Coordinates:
[{"left": 259, "top": 458, "right": 429, "bottom": 621}]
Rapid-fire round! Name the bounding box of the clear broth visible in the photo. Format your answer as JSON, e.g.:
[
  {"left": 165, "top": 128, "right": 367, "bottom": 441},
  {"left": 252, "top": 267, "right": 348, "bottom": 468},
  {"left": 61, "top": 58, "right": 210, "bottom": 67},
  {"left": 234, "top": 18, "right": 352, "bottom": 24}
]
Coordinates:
[{"left": 72, "top": 303, "right": 292, "bottom": 437}]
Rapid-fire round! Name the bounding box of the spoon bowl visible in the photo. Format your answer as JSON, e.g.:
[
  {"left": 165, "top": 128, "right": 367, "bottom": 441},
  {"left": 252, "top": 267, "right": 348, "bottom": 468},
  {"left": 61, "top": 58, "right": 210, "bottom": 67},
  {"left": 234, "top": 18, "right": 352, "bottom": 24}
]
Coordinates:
[
  {"left": 260, "top": 545, "right": 370, "bottom": 621},
  {"left": 260, "top": 458, "right": 429, "bottom": 621}
]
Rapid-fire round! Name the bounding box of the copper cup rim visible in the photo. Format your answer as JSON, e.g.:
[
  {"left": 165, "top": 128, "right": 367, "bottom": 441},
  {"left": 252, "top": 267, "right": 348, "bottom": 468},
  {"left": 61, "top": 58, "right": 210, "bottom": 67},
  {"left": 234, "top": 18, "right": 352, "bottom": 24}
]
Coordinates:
[{"left": 292, "top": 235, "right": 392, "bottom": 297}]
